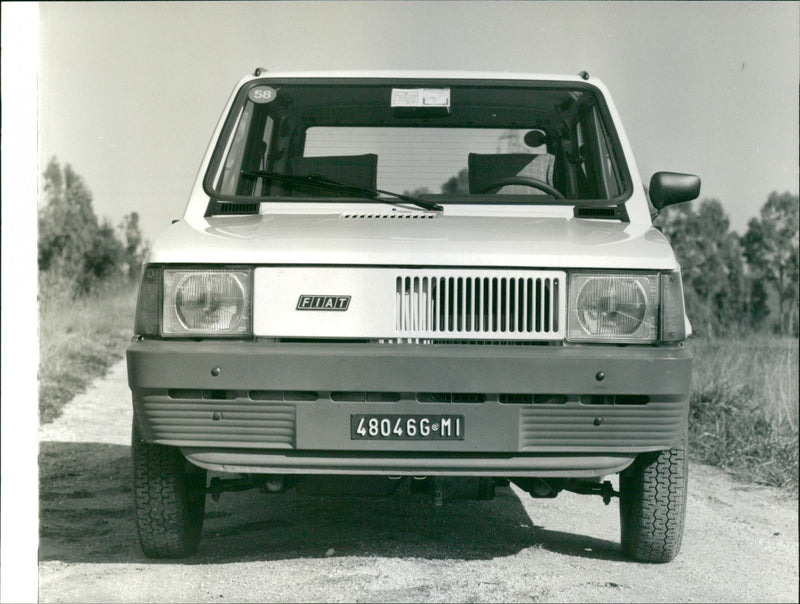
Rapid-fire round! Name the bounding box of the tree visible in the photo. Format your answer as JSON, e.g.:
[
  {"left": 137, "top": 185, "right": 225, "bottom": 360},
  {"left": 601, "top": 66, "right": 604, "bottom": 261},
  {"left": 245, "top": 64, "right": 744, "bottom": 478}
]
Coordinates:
[
  {"left": 657, "top": 199, "right": 749, "bottom": 335},
  {"left": 39, "top": 157, "right": 126, "bottom": 294},
  {"left": 402, "top": 187, "right": 432, "bottom": 198},
  {"left": 742, "top": 191, "right": 800, "bottom": 335},
  {"left": 119, "top": 211, "right": 146, "bottom": 279},
  {"left": 713, "top": 231, "right": 750, "bottom": 329},
  {"left": 84, "top": 218, "right": 123, "bottom": 285},
  {"left": 746, "top": 277, "right": 771, "bottom": 330},
  {"left": 39, "top": 158, "right": 98, "bottom": 282},
  {"left": 441, "top": 168, "right": 469, "bottom": 194}
]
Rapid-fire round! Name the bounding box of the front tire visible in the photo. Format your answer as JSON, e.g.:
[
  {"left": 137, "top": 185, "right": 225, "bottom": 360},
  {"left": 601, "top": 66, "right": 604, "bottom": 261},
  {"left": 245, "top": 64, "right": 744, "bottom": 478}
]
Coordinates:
[
  {"left": 619, "top": 437, "right": 688, "bottom": 563},
  {"left": 132, "top": 418, "right": 207, "bottom": 558}
]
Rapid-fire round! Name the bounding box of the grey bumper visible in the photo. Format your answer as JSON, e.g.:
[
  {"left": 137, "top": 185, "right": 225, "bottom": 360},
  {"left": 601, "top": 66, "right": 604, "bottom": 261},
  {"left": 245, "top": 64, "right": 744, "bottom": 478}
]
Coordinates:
[{"left": 127, "top": 339, "right": 691, "bottom": 473}]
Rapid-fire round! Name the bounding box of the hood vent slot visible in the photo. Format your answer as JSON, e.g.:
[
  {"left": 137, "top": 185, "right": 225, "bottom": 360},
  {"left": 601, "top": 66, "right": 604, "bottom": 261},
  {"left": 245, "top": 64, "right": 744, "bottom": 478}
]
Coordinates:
[
  {"left": 573, "top": 205, "right": 629, "bottom": 221},
  {"left": 209, "top": 201, "right": 261, "bottom": 215},
  {"left": 340, "top": 212, "right": 437, "bottom": 219}
]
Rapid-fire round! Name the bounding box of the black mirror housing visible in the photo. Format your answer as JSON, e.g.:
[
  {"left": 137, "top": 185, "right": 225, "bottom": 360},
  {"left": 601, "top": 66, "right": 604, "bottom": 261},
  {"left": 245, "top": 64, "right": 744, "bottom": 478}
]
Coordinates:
[{"left": 649, "top": 172, "right": 701, "bottom": 210}]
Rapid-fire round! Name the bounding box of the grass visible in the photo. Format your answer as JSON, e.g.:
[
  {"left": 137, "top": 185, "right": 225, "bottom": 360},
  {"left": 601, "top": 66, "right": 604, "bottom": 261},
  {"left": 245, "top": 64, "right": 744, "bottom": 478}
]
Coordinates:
[
  {"left": 38, "top": 273, "right": 138, "bottom": 424},
  {"left": 688, "top": 336, "right": 799, "bottom": 492}
]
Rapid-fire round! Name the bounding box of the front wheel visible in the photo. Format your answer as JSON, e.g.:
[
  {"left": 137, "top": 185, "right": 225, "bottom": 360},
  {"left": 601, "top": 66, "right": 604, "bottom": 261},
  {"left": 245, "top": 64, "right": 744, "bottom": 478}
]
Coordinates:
[
  {"left": 132, "top": 418, "right": 207, "bottom": 558},
  {"left": 619, "top": 437, "right": 688, "bottom": 563}
]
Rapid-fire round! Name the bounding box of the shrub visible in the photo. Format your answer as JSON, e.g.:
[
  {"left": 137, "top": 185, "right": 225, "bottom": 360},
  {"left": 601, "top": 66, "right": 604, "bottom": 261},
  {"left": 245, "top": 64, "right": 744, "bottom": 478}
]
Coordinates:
[
  {"left": 688, "top": 337, "right": 798, "bottom": 491},
  {"left": 38, "top": 273, "right": 138, "bottom": 424}
]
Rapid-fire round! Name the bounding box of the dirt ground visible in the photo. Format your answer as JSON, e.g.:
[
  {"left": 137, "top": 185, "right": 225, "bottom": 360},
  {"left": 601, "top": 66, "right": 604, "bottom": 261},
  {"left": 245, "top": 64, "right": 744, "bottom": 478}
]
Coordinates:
[{"left": 38, "top": 359, "right": 798, "bottom": 603}]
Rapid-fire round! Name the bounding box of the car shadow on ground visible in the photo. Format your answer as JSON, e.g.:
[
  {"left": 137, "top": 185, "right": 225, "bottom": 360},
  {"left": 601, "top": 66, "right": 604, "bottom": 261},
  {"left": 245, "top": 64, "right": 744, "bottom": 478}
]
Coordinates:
[{"left": 38, "top": 441, "right": 625, "bottom": 565}]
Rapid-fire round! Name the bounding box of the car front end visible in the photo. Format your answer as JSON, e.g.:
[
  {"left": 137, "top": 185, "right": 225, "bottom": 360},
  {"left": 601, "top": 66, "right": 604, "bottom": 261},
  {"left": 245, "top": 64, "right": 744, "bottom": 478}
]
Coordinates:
[{"left": 128, "top": 70, "right": 698, "bottom": 561}]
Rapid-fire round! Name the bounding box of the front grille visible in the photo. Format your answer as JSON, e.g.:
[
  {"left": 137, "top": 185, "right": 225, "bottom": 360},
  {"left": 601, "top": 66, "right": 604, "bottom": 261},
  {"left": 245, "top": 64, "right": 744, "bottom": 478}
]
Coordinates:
[{"left": 395, "top": 271, "right": 565, "bottom": 339}]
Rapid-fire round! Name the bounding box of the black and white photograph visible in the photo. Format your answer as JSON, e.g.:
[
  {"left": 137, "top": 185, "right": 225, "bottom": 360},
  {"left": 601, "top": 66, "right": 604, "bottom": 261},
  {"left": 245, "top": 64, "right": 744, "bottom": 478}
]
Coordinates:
[{"left": 1, "top": 1, "right": 798, "bottom": 602}]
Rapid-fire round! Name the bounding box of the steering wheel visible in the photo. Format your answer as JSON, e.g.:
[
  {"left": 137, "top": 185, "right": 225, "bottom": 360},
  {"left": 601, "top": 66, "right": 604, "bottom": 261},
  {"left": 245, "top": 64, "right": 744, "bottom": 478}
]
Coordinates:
[{"left": 478, "top": 176, "right": 565, "bottom": 199}]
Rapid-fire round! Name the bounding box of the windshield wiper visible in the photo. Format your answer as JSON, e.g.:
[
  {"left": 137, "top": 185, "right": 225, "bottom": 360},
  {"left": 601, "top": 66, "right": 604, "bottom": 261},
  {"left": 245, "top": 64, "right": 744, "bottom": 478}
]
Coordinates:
[{"left": 241, "top": 170, "right": 443, "bottom": 212}]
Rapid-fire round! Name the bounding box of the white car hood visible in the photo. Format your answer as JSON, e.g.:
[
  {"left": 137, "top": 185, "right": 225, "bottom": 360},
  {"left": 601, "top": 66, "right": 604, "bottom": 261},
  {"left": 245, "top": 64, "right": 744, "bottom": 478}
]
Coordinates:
[{"left": 148, "top": 213, "right": 678, "bottom": 270}]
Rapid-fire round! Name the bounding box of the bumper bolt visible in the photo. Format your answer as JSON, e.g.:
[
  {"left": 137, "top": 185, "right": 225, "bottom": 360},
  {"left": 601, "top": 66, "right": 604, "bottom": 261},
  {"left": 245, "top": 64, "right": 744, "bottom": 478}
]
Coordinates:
[
  {"left": 595, "top": 371, "right": 605, "bottom": 381},
  {"left": 593, "top": 417, "right": 604, "bottom": 426},
  {"left": 211, "top": 366, "right": 221, "bottom": 377}
]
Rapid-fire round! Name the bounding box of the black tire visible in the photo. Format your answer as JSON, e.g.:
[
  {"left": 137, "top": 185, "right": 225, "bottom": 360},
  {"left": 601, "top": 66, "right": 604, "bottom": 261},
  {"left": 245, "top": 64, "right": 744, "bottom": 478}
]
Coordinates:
[
  {"left": 132, "top": 418, "right": 207, "bottom": 558},
  {"left": 619, "top": 437, "right": 688, "bottom": 563}
]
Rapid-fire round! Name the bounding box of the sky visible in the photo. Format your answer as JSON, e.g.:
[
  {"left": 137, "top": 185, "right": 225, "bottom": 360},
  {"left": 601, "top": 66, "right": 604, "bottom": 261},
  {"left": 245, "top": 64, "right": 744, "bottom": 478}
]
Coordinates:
[{"left": 37, "top": 1, "right": 799, "bottom": 242}]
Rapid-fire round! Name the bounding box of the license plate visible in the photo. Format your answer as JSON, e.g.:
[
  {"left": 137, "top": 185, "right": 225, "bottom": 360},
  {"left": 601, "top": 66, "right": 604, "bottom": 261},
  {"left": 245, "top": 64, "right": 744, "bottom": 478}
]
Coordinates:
[{"left": 351, "top": 414, "right": 464, "bottom": 440}]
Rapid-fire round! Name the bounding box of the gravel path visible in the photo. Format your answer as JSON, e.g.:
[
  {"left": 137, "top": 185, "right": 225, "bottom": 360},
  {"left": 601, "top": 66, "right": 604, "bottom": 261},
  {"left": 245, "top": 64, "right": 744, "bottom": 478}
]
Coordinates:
[{"left": 38, "top": 359, "right": 799, "bottom": 602}]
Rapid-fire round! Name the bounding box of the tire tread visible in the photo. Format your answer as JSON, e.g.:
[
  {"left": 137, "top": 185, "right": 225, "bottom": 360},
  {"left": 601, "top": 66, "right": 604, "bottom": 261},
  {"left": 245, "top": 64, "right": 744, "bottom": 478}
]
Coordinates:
[
  {"left": 132, "top": 420, "right": 206, "bottom": 558},
  {"left": 620, "top": 439, "right": 687, "bottom": 563}
]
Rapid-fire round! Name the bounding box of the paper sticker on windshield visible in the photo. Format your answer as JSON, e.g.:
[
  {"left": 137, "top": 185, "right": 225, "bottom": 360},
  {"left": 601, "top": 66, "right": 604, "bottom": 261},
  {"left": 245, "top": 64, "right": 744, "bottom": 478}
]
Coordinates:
[
  {"left": 248, "top": 86, "right": 277, "bottom": 104},
  {"left": 391, "top": 88, "right": 450, "bottom": 108}
]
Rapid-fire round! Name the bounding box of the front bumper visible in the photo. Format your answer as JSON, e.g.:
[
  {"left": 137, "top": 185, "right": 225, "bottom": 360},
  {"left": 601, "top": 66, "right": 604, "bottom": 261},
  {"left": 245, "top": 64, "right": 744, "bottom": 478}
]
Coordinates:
[{"left": 127, "top": 339, "right": 691, "bottom": 476}]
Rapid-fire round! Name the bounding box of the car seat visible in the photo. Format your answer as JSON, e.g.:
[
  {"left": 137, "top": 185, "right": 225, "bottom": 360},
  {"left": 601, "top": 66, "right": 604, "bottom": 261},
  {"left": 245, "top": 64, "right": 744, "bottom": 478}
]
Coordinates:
[
  {"left": 468, "top": 153, "right": 555, "bottom": 195},
  {"left": 289, "top": 154, "right": 378, "bottom": 196}
]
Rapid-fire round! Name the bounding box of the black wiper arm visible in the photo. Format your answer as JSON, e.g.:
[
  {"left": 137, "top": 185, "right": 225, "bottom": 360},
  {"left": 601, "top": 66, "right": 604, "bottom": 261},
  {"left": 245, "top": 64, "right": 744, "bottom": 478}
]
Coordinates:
[{"left": 241, "top": 170, "right": 443, "bottom": 212}]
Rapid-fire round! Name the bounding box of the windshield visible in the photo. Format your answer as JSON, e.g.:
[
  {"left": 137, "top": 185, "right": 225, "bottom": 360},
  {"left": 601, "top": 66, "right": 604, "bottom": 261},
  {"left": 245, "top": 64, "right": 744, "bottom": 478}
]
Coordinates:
[{"left": 205, "top": 80, "right": 630, "bottom": 206}]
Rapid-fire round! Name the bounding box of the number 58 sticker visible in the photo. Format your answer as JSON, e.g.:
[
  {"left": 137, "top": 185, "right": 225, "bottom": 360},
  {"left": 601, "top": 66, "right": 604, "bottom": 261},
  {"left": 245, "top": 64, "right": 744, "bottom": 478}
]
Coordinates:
[{"left": 248, "top": 86, "right": 276, "bottom": 104}]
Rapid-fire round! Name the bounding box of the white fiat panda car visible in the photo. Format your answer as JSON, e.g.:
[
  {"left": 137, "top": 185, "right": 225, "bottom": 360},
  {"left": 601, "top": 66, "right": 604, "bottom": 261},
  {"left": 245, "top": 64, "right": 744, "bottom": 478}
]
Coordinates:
[{"left": 127, "top": 69, "right": 700, "bottom": 561}]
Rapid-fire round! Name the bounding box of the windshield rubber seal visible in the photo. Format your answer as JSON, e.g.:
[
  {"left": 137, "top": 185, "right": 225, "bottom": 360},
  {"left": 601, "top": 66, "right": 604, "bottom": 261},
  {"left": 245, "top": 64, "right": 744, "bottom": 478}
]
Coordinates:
[{"left": 202, "top": 77, "right": 633, "bottom": 212}]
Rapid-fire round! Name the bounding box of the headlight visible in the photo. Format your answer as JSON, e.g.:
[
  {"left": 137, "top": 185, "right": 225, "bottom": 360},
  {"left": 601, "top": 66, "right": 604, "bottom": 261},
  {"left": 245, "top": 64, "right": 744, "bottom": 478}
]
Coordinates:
[
  {"left": 162, "top": 269, "right": 252, "bottom": 336},
  {"left": 568, "top": 273, "right": 659, "bottom": 342}
]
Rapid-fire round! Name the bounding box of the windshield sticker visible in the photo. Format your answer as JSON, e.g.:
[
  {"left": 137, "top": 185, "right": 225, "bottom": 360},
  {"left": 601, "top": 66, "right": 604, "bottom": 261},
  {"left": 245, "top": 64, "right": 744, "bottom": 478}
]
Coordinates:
[
  {"left": 391, "top": 88, "right": 450, "bottom": 108},
  {"left": 248, "top": 86, "right": 277, "bottom": 104}
]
